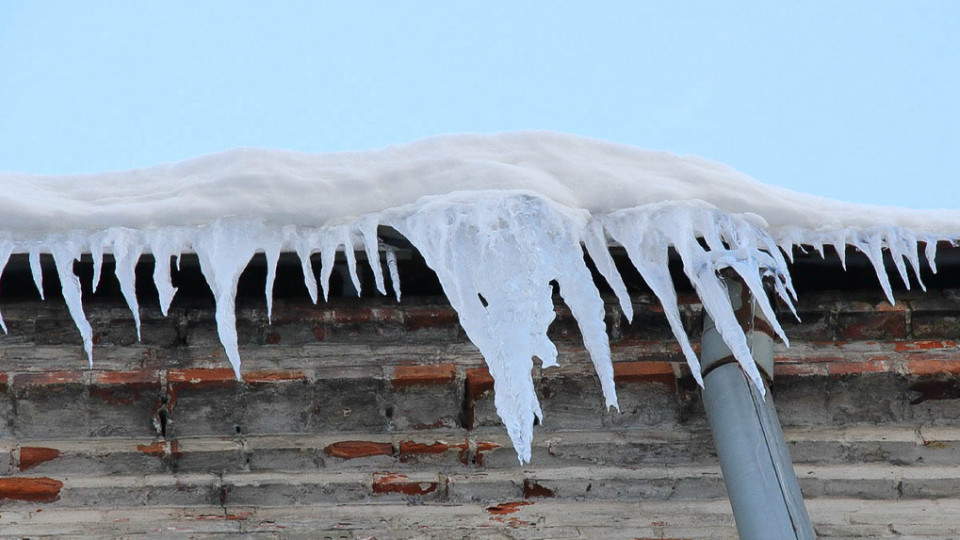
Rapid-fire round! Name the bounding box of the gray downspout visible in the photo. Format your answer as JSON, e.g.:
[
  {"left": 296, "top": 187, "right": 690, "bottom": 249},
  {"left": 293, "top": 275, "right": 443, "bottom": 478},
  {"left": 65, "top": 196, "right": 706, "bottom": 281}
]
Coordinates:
[{"left": 700, "top": 275, "right": 815, "bottom": 540}]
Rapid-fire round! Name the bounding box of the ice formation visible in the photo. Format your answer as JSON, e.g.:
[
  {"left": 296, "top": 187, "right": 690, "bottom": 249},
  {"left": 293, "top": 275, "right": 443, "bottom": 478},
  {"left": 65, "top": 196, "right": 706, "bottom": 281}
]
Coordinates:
[{"left": 1, "top": 131, "right": 958, "bottom": 462}]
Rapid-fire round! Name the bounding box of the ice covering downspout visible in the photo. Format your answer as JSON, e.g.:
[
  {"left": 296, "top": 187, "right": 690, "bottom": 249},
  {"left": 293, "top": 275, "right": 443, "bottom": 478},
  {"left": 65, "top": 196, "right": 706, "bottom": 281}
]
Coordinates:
[{"left": 700, "top": 271, "right": 814, "bottom": 540}]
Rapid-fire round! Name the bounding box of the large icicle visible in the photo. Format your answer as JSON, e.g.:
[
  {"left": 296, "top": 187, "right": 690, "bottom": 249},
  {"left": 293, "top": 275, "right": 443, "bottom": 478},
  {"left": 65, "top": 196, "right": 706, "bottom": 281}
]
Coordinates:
[
  {"left": 102, "top": 228, "right": 145, "bottom": 340},
  {"left": 318, "top": 225, "right": 363, "bottom": 300},
  {"left": 193, "top": 219, "right": 282, "bottom": 379},
  {"left": 600, "top": 201, "right": 795, "bottom": 393},
  {"left": 387, "top": 191, "right": 616, "bottom": 463},
  {"left": 385, "top": 247, "right": 402, "bottom": 302},
  {"left": 145, "top": 227, "right": 192, "bottom": 316},
  {"left": 583, "top": 220, "right": 633, "bottom": 322},
  {"left": 28, "top": 245, "right": 44, "bottom": 300},
  {"left": 599, "top": 210, "right": 704, "bottom": 386},
  {"left": 263, "top": 239, "right": 281, "bottom": 324},
  {"left": 286, "top": 226, "right": 323, "bottom": 304},
  {"left": 47, "top": 234, "right": 95, "bottom": 365},
  {"left": 90, "top": 233, "right": 106, "bottom": 293},
  {"left": 360, "top": 217, "right": 388, "bottom": 296}
]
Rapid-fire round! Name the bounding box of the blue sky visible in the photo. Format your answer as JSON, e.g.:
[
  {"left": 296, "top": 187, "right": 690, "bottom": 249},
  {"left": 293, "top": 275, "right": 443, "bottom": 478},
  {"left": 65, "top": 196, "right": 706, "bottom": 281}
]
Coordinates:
[{"left": 1, "top": 1, "right": 956, "bottom": 208}]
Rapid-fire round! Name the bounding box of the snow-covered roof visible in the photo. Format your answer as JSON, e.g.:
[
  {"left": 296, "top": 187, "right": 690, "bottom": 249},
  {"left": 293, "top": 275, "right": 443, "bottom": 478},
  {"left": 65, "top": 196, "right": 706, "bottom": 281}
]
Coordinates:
[
  {"left": 4, "top": 131, "right": 958, "bottom": 235},
  {"left": 2, "top": 131, "right": 956, "bottom": 462}
]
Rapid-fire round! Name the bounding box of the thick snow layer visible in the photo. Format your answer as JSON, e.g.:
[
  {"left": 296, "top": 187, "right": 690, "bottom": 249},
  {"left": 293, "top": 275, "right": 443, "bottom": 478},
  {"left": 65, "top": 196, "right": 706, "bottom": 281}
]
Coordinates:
[
  {"left": 4, "top": 131, "right": 960, "bottom": 236},
  {"left": 1, "top": 131, "right": 957, "bottom": 462}
]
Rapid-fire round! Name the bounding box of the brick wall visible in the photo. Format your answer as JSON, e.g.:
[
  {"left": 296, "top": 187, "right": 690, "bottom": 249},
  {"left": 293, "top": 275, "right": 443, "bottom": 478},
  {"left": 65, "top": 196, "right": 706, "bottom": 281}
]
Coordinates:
[{"left": 1, "top": 252, "right": 960, "bottom": 537}]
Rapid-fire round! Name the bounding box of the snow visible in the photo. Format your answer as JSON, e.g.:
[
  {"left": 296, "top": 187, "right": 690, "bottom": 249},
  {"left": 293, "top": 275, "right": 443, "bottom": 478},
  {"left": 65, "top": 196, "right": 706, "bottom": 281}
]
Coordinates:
[{"left": 1, "top": 131, "right": 957, "bottom": 462}]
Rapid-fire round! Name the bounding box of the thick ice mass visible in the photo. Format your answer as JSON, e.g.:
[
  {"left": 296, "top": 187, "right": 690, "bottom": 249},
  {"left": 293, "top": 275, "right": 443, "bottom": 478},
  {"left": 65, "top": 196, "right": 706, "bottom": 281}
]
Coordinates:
[
  {"left": 385, "top": 192, "right": 616, "bottom": 463},
  {"left": 1, "top": 131, "right": 957, "bottom": 462}
]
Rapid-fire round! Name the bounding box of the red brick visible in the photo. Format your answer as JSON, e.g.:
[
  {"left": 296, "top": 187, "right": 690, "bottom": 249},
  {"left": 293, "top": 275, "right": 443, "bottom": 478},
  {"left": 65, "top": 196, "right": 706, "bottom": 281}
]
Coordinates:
[
  {"left": 403, "top": 307, "right": 459, "bottom": 331},
  {"left": 13, "top": 371, "right": 82, "bottom": 386},
  {"left": 642, "top": 303, "right": 666, "bottom": 314},
  {"left": 19, "top": 447, "right": 61, "bottom": 471},
  {"left": 399, "top": 440, "right": 464, "bottom": 455},
  {"left": 523, "top": 479, "right": 555, "bottom": 499},
  {"left": 91, "top": 370, "right": 161, "bottom": 406},
  {"left": 894, "top": 340, "right": 956, "bottom": 352},
  {"left": 613, "top": 361, "right": 676, "bottom": 389},
  {"left": 486, "top": 501, "right": 532, "bottom": 515},
  {"left": 136, "top": 442, "right": 166, "bottom": 457},
  {"left": 466, "top": 367, "right": 495, "bottom": 399},
  {"left": 465, "top": 367, "right": 496, "bottom": 430},
  {"left": 875, "top": 302, "right": 909, "bottom": 313},
  {"left": 463, "top": 366, "right": 495, "bottom": 430},
  {"left": 399, "top": 440, "right": 469, "bottom": 464},
  {"left": 474, "top": 441, "right": 502, "bottom": 467},
  {"left": 0, "top": 477, "right": 63, "bottom": 503},
  {"left": 168, "top": 368, "right": 237, "bottom": 386},
  {"left": 371, "top": 472, "right": 438, "bottom": 496},
  {"left": 391, "top": 364, "right": 457, "bottom": 389},
  {"left": 827, "top": 360, "right": 889, "bottom": 375},
  {"left": 170, "top": 440, "right": 183, "bottom": 459},
  {"left": 242, "top": 370, "right": 307, "bottom": 384},
  {"left": 323, "top": 441, "right": 394, "bottom": 459},
  {"left": 838, "top": 312, "right": 908, "bottom": 340},
  {"left": 96, "top": 370, "right": 159, "bottom": 385},
  {"left": 906, "top": 359, "right": 960, "bottom": 376}
]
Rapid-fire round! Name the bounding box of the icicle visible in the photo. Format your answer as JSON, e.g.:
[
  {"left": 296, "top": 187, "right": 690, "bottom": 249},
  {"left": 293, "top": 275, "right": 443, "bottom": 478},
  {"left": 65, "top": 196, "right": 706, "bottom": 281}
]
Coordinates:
[
  {"left": 893, "top": 227, "right": 925, "bottom": 292},
  {"left": 602, "top": 202, "right": 794, "bottom": 394},
  {"left": 359, "top": 216, "right": 387, "bottom": 296},
  {"left": 856, "top": 230, "right": 896, "bottom": 304},
  {"left": 600, "top": 214, "right": 703, "bottom": 386},
  {"left": 386, "top": 191, "right": 616, "bottom": 463},
  {"left": 89, "top": 233, "right": 105, "bottom": 293},
  {"left": 28, "top": 245, "right": 44, "bottom": 300},
  {"left": 385, "top": 247, "right": 402, "bottom": 302},
  {"left": 583, "top": 219, "right": 633, "bottom": 322},
  {"left": 342, "top": 232, "right": 363, "bottom": 297},
  {"left": 780, "top": 242, "right": 795, "bottom": 263},
  {"left": 681, "top": 238, "right": 766, "bottom": 393},
  {"left": 264, "top": 241, "right": 280, "bottom": 324},
  {"left": 832, "top": 231, "right": 848, "bottom": 270},
  {"left": 48, "top": 235, "right": 94, "bottom": 365},
  {"left": 103, "top": 228, "right": 144, "bottom": 340},
  {"left": 0, "top": 239, "right": 13, "bottom": 333},
  {"left": 924, "top": 236, "right": 940, "bottom": 274},
  {"left": 193, "top": 219, "right": 281, "bottom": 379},
  {"left": 318, "top": 225, "right": 363, "bottom": 301},
  {"left": 884, "top": 229, "right": 913, "bottom": 291},
  {"left": 145, "top": 228, "right": 190, "bottom": 317},
  {"left": 286, "top": 227, "right": 321, "bottom": 304},
  {"left": 318, "top": 232, "right": 337, "bottom": 302}
]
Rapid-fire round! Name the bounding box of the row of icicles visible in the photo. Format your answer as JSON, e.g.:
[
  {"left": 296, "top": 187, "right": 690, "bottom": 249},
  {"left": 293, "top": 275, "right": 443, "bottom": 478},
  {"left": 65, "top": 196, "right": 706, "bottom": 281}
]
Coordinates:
[{"left": 0, "top": 192, "right": 948, "bottom": 462}]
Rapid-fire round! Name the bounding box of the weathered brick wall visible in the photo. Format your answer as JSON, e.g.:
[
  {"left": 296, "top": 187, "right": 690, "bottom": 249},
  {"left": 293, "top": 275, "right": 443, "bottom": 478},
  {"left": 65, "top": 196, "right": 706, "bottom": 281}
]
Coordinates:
[{"left": 2, "top": 252, "right": 960, "bottom": 538}]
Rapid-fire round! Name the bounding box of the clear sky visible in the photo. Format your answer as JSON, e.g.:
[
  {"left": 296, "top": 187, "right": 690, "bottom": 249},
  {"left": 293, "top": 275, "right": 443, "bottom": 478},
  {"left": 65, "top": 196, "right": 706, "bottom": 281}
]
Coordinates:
[{"left": 1, "top": 1, "right": 956, "bottom": 209}]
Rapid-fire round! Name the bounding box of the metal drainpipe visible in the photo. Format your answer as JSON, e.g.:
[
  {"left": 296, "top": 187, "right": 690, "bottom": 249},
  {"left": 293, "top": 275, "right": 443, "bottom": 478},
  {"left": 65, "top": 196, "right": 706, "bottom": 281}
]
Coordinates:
[{"left": 700, "top": 273, "right": 815, "bottom": 540}]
